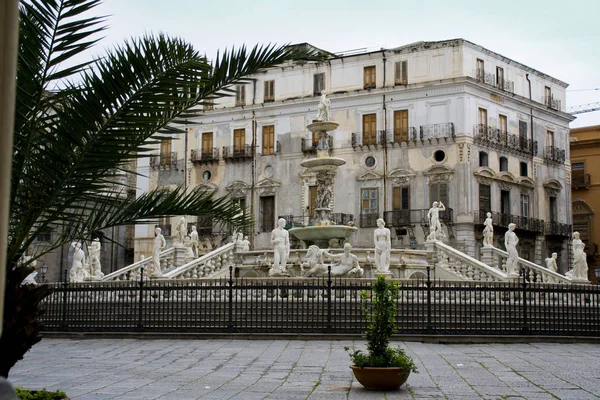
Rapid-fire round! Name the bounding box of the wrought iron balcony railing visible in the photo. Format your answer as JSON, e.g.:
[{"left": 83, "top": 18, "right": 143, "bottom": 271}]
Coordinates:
[
  {"left": 543, "top": 96, "right": 561, "bottom": 111},
  {"left": 544, "top": 146, "right": 566, "bottom": 164},
  {"left": 330, "top": 213, "right": 355, "bottom": 226},
  {"left": 150, "top": 152, "right": 177, "bottom": 169},
  {"left": 351, "top": 131, "right": 386, "bottom": 150},
  {"left": 386, "top": 127, "right": 418, "bottom": 145},
  {"left": 419, "top": 122, "right": 455, "bottom": 142},
  {"left": 545, "top": 222, "right": 572, "bottom": 237},
  {"left": 261, "top": 141, "right": 281, "bottom": 156},
  {"left": 301, "top": 136, "right": 333, "bottom": 154},
  {"left": 223, "top": 144, "right": 253, "bottom": 160},
  {"left": 383, "top": 208, "right": 454, "bottom": 227},
  {"left": 474, "top": 211, "right": 544, "bottom": 233},
  {"left": 472, "top": 69, "right": 514, "bottom": 93},
  {"left": 190, "top": 148, "right": 219, "bottom": 164},
  {"left": 360, "top": 213, "right": 379, "bottom": 228},
  {"left": 572, "top": 173, "right": 591, "bottom": 189},
  {"left": 473, "top": 124, "right": 537, "bottom": 156}
]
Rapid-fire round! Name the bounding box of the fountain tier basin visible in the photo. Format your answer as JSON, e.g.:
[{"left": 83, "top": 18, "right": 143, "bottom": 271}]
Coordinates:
[
  {"left": 300, "top": 157, "right": 346, "bottom": 172},
  {"left": 289, "top": 225, "right": 358, "bottom": 248},
  {"left": 307, "top": 121, "right": 339, "bottom": 133}
]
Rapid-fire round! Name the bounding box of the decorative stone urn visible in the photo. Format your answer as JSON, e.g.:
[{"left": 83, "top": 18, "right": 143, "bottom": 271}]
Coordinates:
[{"left": 350, "top": 366, "right": 411, "bottom": 390}]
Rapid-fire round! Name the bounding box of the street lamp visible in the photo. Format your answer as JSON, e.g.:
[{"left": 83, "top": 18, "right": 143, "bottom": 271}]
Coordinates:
[{"left": 40, "top": 262, "right": 48, "bottom": 283}]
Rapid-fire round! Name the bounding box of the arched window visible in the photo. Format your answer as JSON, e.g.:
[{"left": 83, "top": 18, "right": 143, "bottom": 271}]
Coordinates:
[
  {"left": 520, "top": 162, "right": 528, "bottom": 177},
  {"left": 499, "top": 157, "right": 508, "bottom": 172},
  {"left": 479, "top": 151, "right": 488, "bottom": 167},
  {"left": 573, "top": 199, "right": 594, "bottom": 246}
]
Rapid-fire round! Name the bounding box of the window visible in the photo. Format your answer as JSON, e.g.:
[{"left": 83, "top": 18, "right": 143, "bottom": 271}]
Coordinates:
[
  {"left": 160, "top": 138, "right": 172, "bottom": 165},
  {"left": 496, "top": 66, "right": 504, "bottom": 87},
  {"left": 392, "top": 186, "right": 410, "bottom": 210},
  {"left": 549, "top": 196, "right": 557, "bottom": 222},
  {"left": 361, "top": 188, "right": 379, "bottom": 214},
  {"left": 362, "top": 113, "right": 377, "bottom": 145},
  {"left": 434, "top": 150, "right": 446, "bottom": 162},
  {"left": 308, "top": 186, "right": 318, "bottom": 217},
  {"left": 520, "top": 194, "right": 530, "bottom": 218},
  {"left": 260, "top": 196, "right": 275, "bottom": 232},
  {"left": 262, "top": 125, "right": 275, "bottom": 155},
  {"left": 478, "top": 108, "right": 488, "bottom": 127},
  {"left": 363, "top": 66, "right": 376, "bottom": 89},
  {"left": 520, "top": 162, "right": 528, "bottom": 177},
  {"left": 429, "top": 182, "right": 449, "bottom": 206},
  {"left": 499, "top": 114, "right": 507, "bottom": 133},
  {"left": 201, "top": 132, "right": 213, "bottom": 157},
  {"left": 479, "top": 151, "right": 489, "bottom": 167},
  {"left": 546, "top": 130, "right": 555, "bottom": 148},
  {"left": 572, "top": 162, "right": 586, "bottom": 187},
  {"left": 476, "top": 58, "right": 485, "bottom": 80},
  {"left": 313, "top": 73, "right": 325, "bottom": 95},
  {"left": 499, "top": 156, "right": 508, "bottom": 172},
  {"left": 311, "top": 131, "right": 319, "bottom": 146},
  {"left": 233, "top": 129, "right": 245, "bottom": 153},
  {"left": 35, "top": 227, "right": 52, "bottom": 242},
  {"left": 544, "top": 86, "right": 552, "bottom": 105},
  {"left": 394, "top": 61, "right": 408, "bottom": 85},
  {"left": 264, "top": 80, "right": 275, "bottom": 103},
  {"left": 197, "top": 215, "right": 213, "bottom": 235},
  {"left": 479, "top": 184, "right": 491, "bottom": 213},
  {"left": 500, "top": 190, "right": 510, "bottom": 215},
  {"left": 393, "top": 110, "right": 409, "bottom": 142},
  {"left": 235, "top": 84, "right": 245, "bottom": 106}
]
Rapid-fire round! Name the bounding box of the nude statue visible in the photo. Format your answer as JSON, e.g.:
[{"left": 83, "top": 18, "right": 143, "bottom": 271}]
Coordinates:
[
  {"left": 89, "top": 238, "right": 103, "bottom": 278},
  {"left": 152, "top": 227, "right": 167, "bottom": 276},
  {"left": 545, "top": 252, "right": 558, "bottom": 273},
  {"left": 427, "top": 201, "right": 446, "bottom": 241},
  {"left": 571, "top": 232, "right": 589, "bottom": 281},
  {"left": 315, "top": 90, "right": 331, "bottom": 122},
  {"left": 190, "top": 226, "right": 199, "bottom": 257},
  {"left": 271, "top": 218, "right": 290, "bottom": 273},
  {"left": 69, "top": 242, "right": 89, "bottom": 282},
  {"left": 242, "top": 236, "right": 251, "bottom": 252},
  {"left": 482, "top": 212, "right": 494, "bottom": 248},
  {"left": 374, "top": 218, "right": 391, "bottom": 272},
  {"left": 303, "top": 243, "right": 363, "bottom": 277},
  {"left": 504, "top": 223, "right": 520, "bottom": 276},
  {"left": 175, "top": 216, "right": 187, "bottom": 246}
]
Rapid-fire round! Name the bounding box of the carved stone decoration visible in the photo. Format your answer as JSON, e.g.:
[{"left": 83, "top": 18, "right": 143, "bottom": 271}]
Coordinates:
[
  {"left": 424, "top": 165, "right": 454, "bottom": 183},
  {"left": 256, "top": 178, "right": 281, "bottom": 196},
  {"left": 458, "top": 143, "right": 465, "bottom": 163},
  {"left": 196, "top": 182, "right": 218, "bottom": 194},
  {"left": 226, "top": 180, "right": 251, "bottom": 198},
  {"left": 473, "top": 167, "right": 496, "bottom": 186},
  {"left": 518, "top": 177, "right": 536, "bottom": 189},
  {"left": 388, "top": 168, "right": 416, "bottom": 186},
  {"left": 565, "top": 169, "right": 571, "bottom": 185},
  {"left": 356, "top": 171, "right": 383, "bottom": 181},
  {"left": 498, "top": 181, "right": 512, "bottom": 191},
  {"left": 543, "top": 179, "right": 563, "bottom": 198}
]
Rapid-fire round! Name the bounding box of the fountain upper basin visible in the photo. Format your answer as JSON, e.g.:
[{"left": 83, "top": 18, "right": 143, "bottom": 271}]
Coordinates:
[
  {"left": 300, "top": 157, "right": 346, "bottom": 172},
  {"left": 289, "top": 225, "right": 358, "bottom": 248}
]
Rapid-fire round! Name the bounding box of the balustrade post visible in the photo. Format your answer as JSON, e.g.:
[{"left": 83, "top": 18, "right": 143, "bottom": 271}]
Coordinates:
[
  {"left": 521, "top": 266, "right": 529, "bottom": 335},
  {"left": 137, "top": 267, "right": 144, "bottom": 331},
  {"left": 426, "top": 266, "right": 432, "bottom": 334},
  {"left": 60, "top": 269, "right": 69, "bottom": 330},
  {"left": 228, "top": 266, "right": 234, "bottom": 332},
  {"left": 327, "top": 266, "right": 332, "bottom": 333}
]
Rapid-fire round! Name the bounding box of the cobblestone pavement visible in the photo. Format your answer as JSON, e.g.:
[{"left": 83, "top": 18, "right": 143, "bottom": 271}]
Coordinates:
[{"left": 8, "top": 339, "right": 600, "bottom": 399}]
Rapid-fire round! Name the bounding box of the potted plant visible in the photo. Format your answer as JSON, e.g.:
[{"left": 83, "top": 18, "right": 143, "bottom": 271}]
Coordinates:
[
  {"left": 15, "top": 387, "right": 69, "bottom": 400},
  {"left": 346, "top": 275, "right": 417, "bottom": 390}
]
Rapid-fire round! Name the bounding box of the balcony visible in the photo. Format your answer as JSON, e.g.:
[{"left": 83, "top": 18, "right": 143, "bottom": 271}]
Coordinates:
[
  {"left": 150, "top": 152, "right": 177, "bottom": 170},
  {"left": 572, "top": 173, "right": 591, "bottom": 189},
  {"left": 473, "top": 124, "right": 537, "bottom": 156},
  {"left": 474, "top": 211, "right": 544, "bottom": 234},
  {"left": 386, "top": 127, "right": 418, "bottom": 146},
  {"left": 545, "top": 221, "right": 572, "bottom": 237},
  {"left": 384, "top": 208, "right": 454, "bottom": 227},
  {"left": 301, "top": 137, "right": 333, "bottom": 155},
  {"left": 544, "top": 146, "right": 566, "bottom": 165},
  {"left": 190, "top": 148, "right": 219, "bottom": 165},
  {"left": 260, "top": 141, "right": 281, "bottom": 156},
  {"left": 223, "top": 145, "right": 253, "bottom": 161},
  {"left": 419, "top": 122, "right": 455, "bottom": 143},
  {"left": 543, "top": 96, "right": 561, "bottom": 111},
  {"left": 352, "top": 131, "right": 386, "bottom": 150},
  {"left": 330, "top": 213, "right": 354, "bottom": 225},
  {"left": 473, "top": 69, "right": 514, "bottom": 93},
  {"left": 360, "top": 213, "right": 379, "bottom": 228}
]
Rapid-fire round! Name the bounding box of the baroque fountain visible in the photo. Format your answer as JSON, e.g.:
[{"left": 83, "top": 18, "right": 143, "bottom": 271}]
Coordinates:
[{"left": 288, "top": 91, "right": 358, "bottom": 248}]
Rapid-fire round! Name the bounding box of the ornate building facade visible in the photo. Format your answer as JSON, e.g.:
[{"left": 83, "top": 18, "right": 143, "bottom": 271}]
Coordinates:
[{"left": 135, "top": 39, "right": 573, "bottom": 270}]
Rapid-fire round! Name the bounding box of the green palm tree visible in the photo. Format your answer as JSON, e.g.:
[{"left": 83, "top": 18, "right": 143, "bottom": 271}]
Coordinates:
[{"left": 2, "top": 0, "right": 324, "bottom": 377}]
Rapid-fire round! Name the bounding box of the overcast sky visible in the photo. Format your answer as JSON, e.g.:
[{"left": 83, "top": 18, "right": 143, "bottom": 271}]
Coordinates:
[{"left": 90, "top": 0, "right": 600, "bottom": 128}]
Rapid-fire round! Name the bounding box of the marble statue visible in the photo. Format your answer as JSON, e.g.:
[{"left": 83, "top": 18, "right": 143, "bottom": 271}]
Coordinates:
[
  {"left": 302, "top": 243, "right": 363, "bottom": 277},
  {"left": 482, "top": 212, "right": 494, "bottom": 247},
  {"left": 175, "top": 216, "right": 187, "bottom": 246},
  {"left": 21, "top": 255, "right": 38, "bottom": 285},
  {"left": 427, "top": 201, "right": 446, "bottom": 241},
  {"left": 152, "top": 227, "right": 167, "bottom": 277},
  {"left": 89, "top": 238, "right": 103, "bottom": 279},
  {"left": 544, "top": 252, "right": 558, "bottom": 273},
  {"left": 374, "top": 218, "right": 391, "bottom": 272},
  {"left": 570, "top": 232, "right": 589, "bottom": 281},
  {"left": 183, "top": 236, "right": 195, "bottom": 261},
  {"left": 242, "top": 236, "right": 251, "bottom": 252},
  {"left": 270, "top": 217, "right": 290, "bottom": 274},
  {"left": 504, "top": 223, "right": 520, "bottom": 276},
  {"left": 69, "top": 242, "right": 89, "bottom": 282},
  {"left": 190, "top": 226, "right": 199, "bottom": 257},
  {"left": 315, "top": 90, "right": 331, "bottom": 122},
  {"left": 235, "top": 232, "right": 245, "bottom": 253}
]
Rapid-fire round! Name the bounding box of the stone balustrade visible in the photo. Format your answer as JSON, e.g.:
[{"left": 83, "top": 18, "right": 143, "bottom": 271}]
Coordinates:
[
  {"left": 163, "top": 243, "right": 235, "bottom": 279},
  {"left": 101, "top": 247, "right": 175, "bottom": 281},
  {"left": 429, "top": 241, "right": 507, "bottom": 282},
  {"left": 486, "top": 247, "right": 572, "bottom": 284}
]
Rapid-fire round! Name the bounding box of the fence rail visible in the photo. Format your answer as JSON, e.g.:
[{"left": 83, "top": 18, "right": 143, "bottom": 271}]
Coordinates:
[{"left": 41, "top": 267, "right": 600, "bottom": 336}]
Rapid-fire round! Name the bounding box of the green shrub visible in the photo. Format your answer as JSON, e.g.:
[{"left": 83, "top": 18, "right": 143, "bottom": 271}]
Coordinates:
[
  {"left": 15, "top": 387, "right": 68, "bottom": 400},
  {"left": 345, "top": 275, "right": 418, "bottom": 372}
]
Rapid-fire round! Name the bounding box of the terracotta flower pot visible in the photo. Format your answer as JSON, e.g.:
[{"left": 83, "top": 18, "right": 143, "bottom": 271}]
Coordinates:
[{"left": 350, "top": 365, "right": 411, "bottom": 390}]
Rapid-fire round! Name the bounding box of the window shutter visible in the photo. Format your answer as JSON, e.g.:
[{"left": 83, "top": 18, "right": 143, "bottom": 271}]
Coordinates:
[
  {"left": 401, "top": 61, "right": 407, "bottom": 84},
  {"left": 401, "top": 186, "right": 410, "bottom": 210},
  {"left": 393, "top": 187, "right": 401, "bottom": 210},
  {"left": 519, "top": 120, "right": 527, "bottom": 140},
  {"left": 479, "top": 184, "right": 491, "bottom": 212},
  {"left": 395, "top": 62, "right": 402, "bottom": 84}
]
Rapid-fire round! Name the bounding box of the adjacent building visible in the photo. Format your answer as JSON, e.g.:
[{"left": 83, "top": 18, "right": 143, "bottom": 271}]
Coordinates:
[{"left": 135, "top": 39, "right": 574, "bottom": 270}]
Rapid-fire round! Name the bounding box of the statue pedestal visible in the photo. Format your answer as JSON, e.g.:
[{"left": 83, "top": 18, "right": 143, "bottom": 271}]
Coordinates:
[
  {"left": 173, "top": 247, "right": 187, "bottom": 268},
  {"left": 424, "top": 241, "right": 438, "bottom": 266},
  {"left": 570, "top": 277, "right": 591, "bottom": 284},
  {"left": 373, "top": 270, "right": 393, "bottom": 280},
  {"left": 480, "top": 247, "right": 495, "bottom": 268},
  {"left": 268, "top": 267, "right": 290, "bottom": 277}
]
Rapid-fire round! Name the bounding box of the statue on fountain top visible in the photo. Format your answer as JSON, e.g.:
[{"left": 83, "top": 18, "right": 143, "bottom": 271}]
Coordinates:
[
  {"left": 269, "top": 217, "right": 290, "bottom": 276},
  {"left": 315, "top": 90, "right": 331, "bottom": 122}
]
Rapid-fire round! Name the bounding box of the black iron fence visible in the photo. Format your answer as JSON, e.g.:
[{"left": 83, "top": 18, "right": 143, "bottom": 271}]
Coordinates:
[
  {"left": 40, "top": 267, "right": 600, "bottom": 336},
  {"left": 544, "top": 145, "right": 566, "bottom": 164},
  {"left": 191, "top": 148, "right": 219, "bottom": 164},
  {"left": 473, "top": 124, "right": 537, "bottom": 156},
  {"left": 474, "top": 211, "right": 544, "bottom": 233},
  {"left": 223, "top": 145, "right": 253, "bottom": 160}
]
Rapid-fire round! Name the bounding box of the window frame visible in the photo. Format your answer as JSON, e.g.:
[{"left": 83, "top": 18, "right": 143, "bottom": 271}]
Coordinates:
[
  {"left": 362, "top": 113, "right": 377, "bottom": 145},
  {"left": 264, "top": 80, "right": 275, "bottom": 103},
  {"left": 394, "top": 61, "right": 408, "bottom": 85},
  {"left": 262, "top": 125, "right": 275, "bottom": 155},
  {"left": 235, "top": 84, "right": 246, "bottom": 106},
  {"left": 313, "top": 73, "right": 325, "bottom": 96},
  {"left": 363, "top": 66, "right": 376, "bottom": 89}
]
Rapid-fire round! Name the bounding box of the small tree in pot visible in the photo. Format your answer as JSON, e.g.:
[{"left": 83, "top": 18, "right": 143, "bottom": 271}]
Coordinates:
[{"left": 346, "top": 275, "right": 417, "bottom": 390}]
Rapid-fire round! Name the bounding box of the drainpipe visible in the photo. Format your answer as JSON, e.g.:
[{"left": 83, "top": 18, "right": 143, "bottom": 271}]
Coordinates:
[
  {"left": 250, "top": 111, "right": 256, "bottom": 247},
  {"left": 381, "top": 50, "right": 388, "bottom": 215},
  {"left": 525, "top": 74, "right": 534, "bottom": 158}
]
